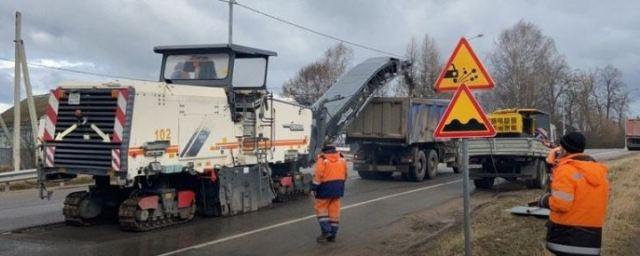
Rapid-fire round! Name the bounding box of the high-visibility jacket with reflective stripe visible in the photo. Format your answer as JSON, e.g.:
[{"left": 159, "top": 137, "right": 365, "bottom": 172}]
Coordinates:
[
  {"left": 312, "top": 152, "right": 348, "bottom": 198},
  {"left": 546, "top": 154, "right": 609, "bottom": 255},
  {"left": 549, "top": 154, "right": 609, "bottom": 228}
]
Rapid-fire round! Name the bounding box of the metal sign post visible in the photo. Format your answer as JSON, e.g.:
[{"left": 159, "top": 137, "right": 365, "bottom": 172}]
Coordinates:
[
  {"left": 461, "top": 138, "right": 471, "bottom": 255},
  {"left": 434, "top": 37, "right": 497, "bottom": 256}
]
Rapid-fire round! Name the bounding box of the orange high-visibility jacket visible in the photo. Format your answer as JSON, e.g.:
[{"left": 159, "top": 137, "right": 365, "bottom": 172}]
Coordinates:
[
  {"left": 312, "top": 152, "right": 348, "bottom": 198},
  {"left": 549, "top": 155, "right": 609, "bottom": 228}
]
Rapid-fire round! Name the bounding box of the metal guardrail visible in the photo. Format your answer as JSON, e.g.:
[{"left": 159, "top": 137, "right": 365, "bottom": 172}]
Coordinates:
[{"left": 0, "top": 169, "right": 37, "bottom": 192}]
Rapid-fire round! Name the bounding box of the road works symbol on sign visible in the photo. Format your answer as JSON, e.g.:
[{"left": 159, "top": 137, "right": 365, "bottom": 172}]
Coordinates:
[
  {"left": 434, "top": 84, "right": 496, "bottom": 138},
  {"left": 434, "top": 37, "right": 494, "bottom": 92}
]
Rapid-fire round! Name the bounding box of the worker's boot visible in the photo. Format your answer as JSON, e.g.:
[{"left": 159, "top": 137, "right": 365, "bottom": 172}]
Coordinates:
[
  {"left": 316, "top": 233, "right": 331, "bottom": 243},
  {"left": 327, "top": 235, "right": 336, "bottom": 242}
]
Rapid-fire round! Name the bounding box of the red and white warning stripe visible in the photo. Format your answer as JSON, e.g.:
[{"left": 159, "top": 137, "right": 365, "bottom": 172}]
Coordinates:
[
  {"left": 45, "top": 146, "right": 56, "bottom": 168},
  {"left": 112, "top": 89, "right": 128, "bottom": 172},
  {"left": 112, "top": 149, "right": 121, "bottom": 171},
  {"left": 43, "top": 88, "right": 61, "bottom": 141},
  {"left": 112, "top": 89, "right": 129, "bottom": 143}
]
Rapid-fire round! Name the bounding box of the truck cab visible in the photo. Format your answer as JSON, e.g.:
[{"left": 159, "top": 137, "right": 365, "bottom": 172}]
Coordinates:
[{"left": 626, "top": 118, "right": 640, "bottom": 150}]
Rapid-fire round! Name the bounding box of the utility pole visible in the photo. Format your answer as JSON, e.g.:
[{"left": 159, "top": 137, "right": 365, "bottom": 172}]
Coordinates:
[
  {"left": 228, "top": 0, "right": 235, "bottom": 44},
  {"left": 11, "top": 12, "right": 39, "bottom": 171},
  {"left": 13, "top": 12, "right": 22, "bottom": 171},
  {"left": 19, "top": 34, "right": 39, "bottom": 146}
]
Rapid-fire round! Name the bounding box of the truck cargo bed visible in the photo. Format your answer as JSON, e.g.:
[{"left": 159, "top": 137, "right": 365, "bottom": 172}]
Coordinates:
[
  {"left": 346, "top": 97, "right": 448, "bottom": 144},
  {"left": 467, "top": 137, "right": 549, "bottom": 157}
]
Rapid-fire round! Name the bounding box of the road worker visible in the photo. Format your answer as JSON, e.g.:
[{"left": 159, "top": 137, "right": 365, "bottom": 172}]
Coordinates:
[
  {"left": 538, "top": 132, "right": 609, "bottom": 256},
  {"left": 311, "top": 145, "right": 348, "bottom": 243}
]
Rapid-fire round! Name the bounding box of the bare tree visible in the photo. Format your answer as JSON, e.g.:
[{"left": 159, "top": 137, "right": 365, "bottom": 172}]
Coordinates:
[
  {"left": 282, "top": 43, "right": 353, "bottom": 106},
  {"left": 397, "top": 34, "right": 442, "bottom": 98},
  {"left": 397, "top": 37, "right": 419, "bottom": 97},
  {"left": 539, "top": 53, "right": 568, "bottom": 124},
  {"left": 488, "top": 20, "right": 567, "bottom": 113},
  {"left": 596, "top": 65, "right": 625, "bottom": 120},
  {"left": 416, "top": 34, "right": 441, "bottom": 97},
  {"left": 485, "top": 21, "right": 631, "bottom": 147},
  {"left": 561, "top": 66, "right": 631, "bottom": 147}
]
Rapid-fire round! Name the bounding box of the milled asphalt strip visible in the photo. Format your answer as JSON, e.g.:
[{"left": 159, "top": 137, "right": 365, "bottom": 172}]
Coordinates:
[{"left": 157, "top": 178, "right": 463, "bottom": 256}]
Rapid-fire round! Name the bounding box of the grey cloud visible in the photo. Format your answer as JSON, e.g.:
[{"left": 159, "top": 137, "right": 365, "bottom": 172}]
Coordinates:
[{"left": 0, "top": 0, "right": 638, "bottom": 114}]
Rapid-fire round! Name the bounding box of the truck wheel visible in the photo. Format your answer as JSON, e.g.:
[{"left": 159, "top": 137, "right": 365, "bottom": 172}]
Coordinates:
[
  {"left": 407, "top": 150, "right": 427, "bottom": 182},
  {"left": 425, "top": 150, "right": 439, "bottom": 180},
  {"left": 452, "top": 166, "right": 461, "bottom": 174},
  {"left": 473, "top": 177, "right": 494, "bottom": 189},
  {"left": 526, "top": 160, "right": 549, "bottom": 189}
]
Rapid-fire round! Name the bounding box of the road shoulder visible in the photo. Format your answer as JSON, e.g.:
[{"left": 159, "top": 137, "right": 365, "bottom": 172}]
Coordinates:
[{"left": 331, "top": 152, "right": 640, "bottom": 256}]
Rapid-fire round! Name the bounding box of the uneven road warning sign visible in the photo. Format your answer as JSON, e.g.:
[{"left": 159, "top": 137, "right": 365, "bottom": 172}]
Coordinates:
[
  {"left": 434, "top": 37, "right": 494, "bottom": 92},
  {"left": 434, "top": 84, "right": 496, "bottom": 138}
]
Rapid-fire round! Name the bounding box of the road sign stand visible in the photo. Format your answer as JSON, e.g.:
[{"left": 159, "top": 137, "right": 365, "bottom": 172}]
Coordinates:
[
  {"left": 460, "top": 138, "right": 472, "bottom": 256},
  {"left": 435, "top": 37, "right": 497, "bottom": 256}
]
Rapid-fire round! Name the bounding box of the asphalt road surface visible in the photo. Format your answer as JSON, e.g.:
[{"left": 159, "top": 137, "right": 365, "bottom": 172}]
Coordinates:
[{"left": 0, "top": 148, "right": 633, "bottom": 256}]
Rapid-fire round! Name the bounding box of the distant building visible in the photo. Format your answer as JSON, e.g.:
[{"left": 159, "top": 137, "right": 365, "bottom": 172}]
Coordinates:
[{"left": 0, "top": 94, "right": 49, "bottom": 168}]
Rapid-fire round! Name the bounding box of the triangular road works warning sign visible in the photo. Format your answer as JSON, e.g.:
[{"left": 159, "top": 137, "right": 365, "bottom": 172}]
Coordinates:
[
  {"left": 434, "top": 37, "right": 494, "bottom": 92},
  {"left": 434, "top": 84, "right": 496, "bottom": 138}
]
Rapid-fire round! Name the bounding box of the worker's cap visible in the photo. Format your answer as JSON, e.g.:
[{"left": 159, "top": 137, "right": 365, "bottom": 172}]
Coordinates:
[
  {"left": 321, "top": 145, "right": 337, "bottom": 153},
  {"left": 560, "top": 132, "right": 586, "bottom": 153}
]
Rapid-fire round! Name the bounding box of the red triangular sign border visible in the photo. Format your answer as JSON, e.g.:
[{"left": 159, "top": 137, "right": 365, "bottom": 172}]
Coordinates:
[
  {"left": 434, "top": 37, "right": 495, "bottom": 92},
  {"left": 434, "top": 84, "right": 496, "bottom": 138}
]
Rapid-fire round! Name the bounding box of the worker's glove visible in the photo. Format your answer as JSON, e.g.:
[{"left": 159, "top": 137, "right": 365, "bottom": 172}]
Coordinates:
[{"left": 538, "top": 193, "right": 551, "bottom": 209}]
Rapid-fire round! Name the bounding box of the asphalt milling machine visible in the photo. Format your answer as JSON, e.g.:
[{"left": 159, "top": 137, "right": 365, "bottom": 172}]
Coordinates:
[{"left": 36, "top": 43, "right": 408, "bottom": 231}]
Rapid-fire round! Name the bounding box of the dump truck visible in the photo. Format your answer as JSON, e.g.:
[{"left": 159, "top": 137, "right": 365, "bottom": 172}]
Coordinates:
[
  {"left": 37, "top": 43, "right": 407, "bottom": 231},
  {"left": 467, "top": 109, "right": 554, "bottom": 189},
  {"left": 346, "top": 97, "right": 459, "bottom": 181},
  {"left": 625, "top": 118, "right": 640, "bottom": 150}
]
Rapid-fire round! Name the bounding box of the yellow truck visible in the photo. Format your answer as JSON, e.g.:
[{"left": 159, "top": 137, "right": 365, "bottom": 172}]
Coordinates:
[{"left": 467, "top": 109, "right": 555, "bottom": 189}]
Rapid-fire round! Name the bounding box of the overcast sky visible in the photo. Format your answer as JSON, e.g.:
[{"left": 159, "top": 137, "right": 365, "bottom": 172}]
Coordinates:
[{"left": 1, "top": 0, "right": 638, "bottom": 115}]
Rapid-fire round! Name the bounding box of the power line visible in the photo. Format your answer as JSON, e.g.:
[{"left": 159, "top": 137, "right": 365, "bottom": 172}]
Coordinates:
[
  {"left": 218, "top": 0, "right": 405, "bottom": 58},
  {"left": 0, "top": 57, "right": 154, "bottom": 82}
]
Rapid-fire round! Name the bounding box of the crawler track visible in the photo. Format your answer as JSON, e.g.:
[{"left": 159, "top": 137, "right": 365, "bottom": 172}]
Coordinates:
[
  {"left": 62, "top": 191, "right": 95, "bottom": 226},
  {"left": 118, "top": 197, "right": 195, "bottom": 232}
]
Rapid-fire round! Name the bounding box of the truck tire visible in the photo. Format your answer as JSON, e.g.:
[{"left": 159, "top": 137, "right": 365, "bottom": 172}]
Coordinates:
[
  {"left": 526, "top": 160, "right": 549, "bottom": 189},
  {"left": 407, "top": 150, "right": 427, "bottom": 182},
  {"left": 473, "top": 177, "right": 494, "bottom": 189},
  {"left": 452, "top": 166, "right": 461, "bottom": 174},
  {"left": 425, "top": 149, "right": 439, "bottom": 180}
]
